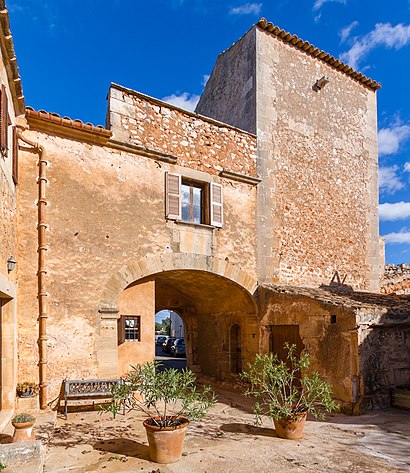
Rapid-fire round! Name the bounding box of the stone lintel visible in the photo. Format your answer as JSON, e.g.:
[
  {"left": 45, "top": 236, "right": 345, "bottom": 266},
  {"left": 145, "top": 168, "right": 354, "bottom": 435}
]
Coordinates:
[{"left": 98, "top": 308, "right": 120, "bottom": 319}]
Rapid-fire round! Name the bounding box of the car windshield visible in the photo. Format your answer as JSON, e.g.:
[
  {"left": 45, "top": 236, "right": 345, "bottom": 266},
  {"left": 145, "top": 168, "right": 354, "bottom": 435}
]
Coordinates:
[{"left": 175, "top": 339, "right": 185, "bottom": 346}]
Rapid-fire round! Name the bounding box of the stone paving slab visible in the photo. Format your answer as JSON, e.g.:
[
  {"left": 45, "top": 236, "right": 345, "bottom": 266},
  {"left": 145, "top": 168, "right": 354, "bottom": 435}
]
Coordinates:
[{"left": 42, "top": 388, "right": 410, "bottom": 473}]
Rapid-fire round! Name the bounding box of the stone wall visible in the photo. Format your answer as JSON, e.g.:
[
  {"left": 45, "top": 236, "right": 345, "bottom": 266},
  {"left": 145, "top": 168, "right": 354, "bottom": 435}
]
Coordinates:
[
  {"left": 0, "top": 43, "right": 19, "bottom": 416},
  {"left": 381, "top": 264, "right": 410, "bottom": 295},
  {"left": 258, "top": 286, "right": 358, "bottom": 407},
  {"left": 108, "top": 84, "right": 257, "bottom": 179},
  {"left": 17, "top": 116, "right": 258, "bottom": 398},
  {"left": 357, "top": 306, "right": 410, "bottom": 410},
  {"left": 196, "top": 25, "right": 381, "bottom": 291}
]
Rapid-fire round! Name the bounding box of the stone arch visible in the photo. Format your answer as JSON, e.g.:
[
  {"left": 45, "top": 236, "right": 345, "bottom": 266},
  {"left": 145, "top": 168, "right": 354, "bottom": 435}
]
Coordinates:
[{"left": 99, "top": 253, "right": 258, "bottom": 311}]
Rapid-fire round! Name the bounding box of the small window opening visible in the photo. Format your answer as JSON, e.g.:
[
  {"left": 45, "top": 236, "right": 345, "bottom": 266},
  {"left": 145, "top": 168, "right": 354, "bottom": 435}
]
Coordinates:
[
  {"left": 181, "top": 179, "right": 206, "bottom": 224},
  {"left": 330, "top": 315, "right": 337, "bottom": 324},
  {"left": 124, "top": 316, "right": 141, "bottom": 341}
]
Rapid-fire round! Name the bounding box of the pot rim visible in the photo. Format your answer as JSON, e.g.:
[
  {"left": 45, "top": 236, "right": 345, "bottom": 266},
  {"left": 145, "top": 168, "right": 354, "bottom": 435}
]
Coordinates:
[
  {"left": 12, "top": 420, "right": 35, "bottom": 429},
  {"left": 143, "top": 416, "right": 189, "bottom": 432}
]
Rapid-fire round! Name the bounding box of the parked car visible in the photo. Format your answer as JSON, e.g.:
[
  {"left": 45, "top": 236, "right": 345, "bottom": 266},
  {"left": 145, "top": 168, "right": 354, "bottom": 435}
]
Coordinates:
[
  {"left": 162, "top": 337, "right": 176, "bottom": 353},
  {"left": 171, "top": 338, "right": 186, "bottom": 357},
  {"left": 156, "top": 335, "right": 166, "bottom": 346}
]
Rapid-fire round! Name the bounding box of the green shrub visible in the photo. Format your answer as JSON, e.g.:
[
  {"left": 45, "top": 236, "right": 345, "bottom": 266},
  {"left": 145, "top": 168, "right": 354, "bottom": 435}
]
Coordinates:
[
  {"left": 101, "top": 361, "right": 216, "bottom": 428},
  {"left": 12, "top": 413, "right": 35, "bottom": 423},
  {"left": 241, "top": 343, "right": 339, "bottom": 423}
]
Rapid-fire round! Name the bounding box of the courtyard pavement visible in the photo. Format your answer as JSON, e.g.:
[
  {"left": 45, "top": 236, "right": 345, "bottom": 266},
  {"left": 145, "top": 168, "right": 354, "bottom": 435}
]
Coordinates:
[{"left": 38, "top": 386, "right": 409, "bottom": 473}]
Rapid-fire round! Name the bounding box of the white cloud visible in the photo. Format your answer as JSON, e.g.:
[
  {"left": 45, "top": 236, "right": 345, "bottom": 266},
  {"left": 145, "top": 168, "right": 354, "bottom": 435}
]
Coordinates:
[
  {"left": 313, "top": 0, "right": 346, "bottom": 11},
  {"left": 378, "top": 123, "right": 410, "bottom": 156},
  {"left": 202, "top": 74, "right": 210, "bottom": 87},
  {"left": 379, "top": 166, "right": 405, "bottom": 194},
  {"left": 229, "top": 3, "right": 262, "bottom": 15},
  {"left": 405, "top": 162, "right": 410, "bottom": 172},
  {"left": 341, "top": 22, "right": 410, "bottom": 69},
  {"left": 380, "top": 202, "right": 410, "bottom": 221},
  {"left": 339, "top": 20, "right": 359, "bottom": 43},
  {"left": 383, "top": 229, "right": 410, "bottom": 244},
  {"left": 162, "top": 92, "right": 200, "bottom": 112}
]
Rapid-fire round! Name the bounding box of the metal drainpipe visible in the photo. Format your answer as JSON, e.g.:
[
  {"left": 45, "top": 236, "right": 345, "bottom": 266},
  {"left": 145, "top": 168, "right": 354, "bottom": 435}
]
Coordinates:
[{"left": 17, "top": 131, "right": 48, "bottom": 410}]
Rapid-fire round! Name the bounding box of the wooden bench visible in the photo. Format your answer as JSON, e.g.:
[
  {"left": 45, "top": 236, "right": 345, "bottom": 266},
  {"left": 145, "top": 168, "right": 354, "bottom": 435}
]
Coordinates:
[{"left": 63, "top": 378, "right": 124, "bottom": 419}]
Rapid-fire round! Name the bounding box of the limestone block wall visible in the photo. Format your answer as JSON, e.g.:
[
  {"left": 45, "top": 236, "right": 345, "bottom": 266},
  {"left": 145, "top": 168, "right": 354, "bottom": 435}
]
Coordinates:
[
  {"left": 196, "top": 28, "right": 257, "bottom": 135},
  {"left": 16, "top": 122, "right": 258, "bottom": 399},
  {"left": 196, "top": 25, "right": 381, "bottom": 291},
  {"left": 108, "top": 84, "right": 258, "bottom": 179},
  {"left": 257, "top": 286, "right": 358, "bottom": 407}
]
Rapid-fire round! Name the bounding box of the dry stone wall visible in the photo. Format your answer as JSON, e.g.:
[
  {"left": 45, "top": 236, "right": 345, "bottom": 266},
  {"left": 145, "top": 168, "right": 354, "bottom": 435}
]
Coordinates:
[
  {"left": 108, "top": 85, "right": 257, "bottom": 178},
  {"left": 381, "top": 264, "right": 410, "bottom": 295}
]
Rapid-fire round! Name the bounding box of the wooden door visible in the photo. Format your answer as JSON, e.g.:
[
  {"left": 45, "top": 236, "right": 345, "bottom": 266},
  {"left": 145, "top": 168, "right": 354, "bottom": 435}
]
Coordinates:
[
  {"left": 230, "top": 324, "right": 242, "bottom": 374},
  {"left": 270, "top": 325, "right": 304, "bottom": 362}
]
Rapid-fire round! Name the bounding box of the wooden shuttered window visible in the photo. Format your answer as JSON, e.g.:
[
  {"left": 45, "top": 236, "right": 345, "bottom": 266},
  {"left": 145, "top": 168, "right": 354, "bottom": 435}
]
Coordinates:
[
  {"left": 165, "top": 172, "right": 181, "bottom": 220},
  {"left": 0, "top": 85, "right": 8, "bottom": 155},
  {"left": 118, "top": 315, "right": 141, "bottom": 345},
  {"left": 12, "top": 126, "right": 18, "bottom": 184},
  {"left": 210, "top": 182, "right": 223, "bottom": 227}
]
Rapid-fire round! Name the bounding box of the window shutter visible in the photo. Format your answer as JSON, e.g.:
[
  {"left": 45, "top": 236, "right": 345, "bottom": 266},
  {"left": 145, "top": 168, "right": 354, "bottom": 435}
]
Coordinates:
[
  {"left": 165, "top": 172, "right": 181, "bottom": 220},
  {"left": 117, "top": 316, "right": 125, "bottom": 345},
  {"left": 0, "top": 85, "right": 8, "bottom": 153},
  {"left": 12, "top": 126, "right": 18, "bottom": 184},
  {"left": 210, "top": 182, "right": 223, "bottom": 227}
]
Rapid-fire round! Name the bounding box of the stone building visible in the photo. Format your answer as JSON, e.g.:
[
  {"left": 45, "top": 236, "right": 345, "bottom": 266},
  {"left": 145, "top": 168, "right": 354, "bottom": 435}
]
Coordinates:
[
  {"left": 0, "top": 1, "right": 24, "bottom": 429},
  {"left": 0, "top": 2, "right": 409, "bottom": 425}
]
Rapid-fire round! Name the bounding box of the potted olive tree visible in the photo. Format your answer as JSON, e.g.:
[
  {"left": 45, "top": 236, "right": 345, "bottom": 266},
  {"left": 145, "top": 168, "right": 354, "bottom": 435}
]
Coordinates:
[
  {"left": 102, "top": 361, "right": 216, "bottom": 464},
  {"left": 241, "top": 343, "right": 339, "bottom": 439}
]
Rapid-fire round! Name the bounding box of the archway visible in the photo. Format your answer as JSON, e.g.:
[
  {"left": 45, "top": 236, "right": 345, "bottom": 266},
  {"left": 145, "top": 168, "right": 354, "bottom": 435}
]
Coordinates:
[{"left": 97, "top": 254, "right": 258, "bottom": 379}]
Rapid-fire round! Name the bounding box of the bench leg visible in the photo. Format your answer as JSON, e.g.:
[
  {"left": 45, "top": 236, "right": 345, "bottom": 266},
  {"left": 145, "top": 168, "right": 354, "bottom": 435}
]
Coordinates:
[{"left": 65, "top": 396, "right": 68, "bottom": 420}]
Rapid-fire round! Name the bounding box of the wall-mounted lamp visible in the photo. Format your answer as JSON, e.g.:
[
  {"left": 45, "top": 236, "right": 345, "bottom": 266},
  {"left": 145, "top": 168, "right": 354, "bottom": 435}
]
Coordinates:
[
  {"left": 313, "top": 76, "right": 330, "bottom": 92},
  {"left": 7, "top": 257, "right": 16, "bottom": 273}
]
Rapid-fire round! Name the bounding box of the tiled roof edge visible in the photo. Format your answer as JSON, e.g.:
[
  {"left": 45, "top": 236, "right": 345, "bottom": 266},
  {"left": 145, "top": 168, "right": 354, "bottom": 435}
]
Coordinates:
[
  {"left": 25, "top": 108, "right": 112, "bottom": 138},
  {"left": 0, "top": 2, "right": 25, "bottom": 114},
  {"left": 257, "top": 18, "right": 381, "bottom": 91}
]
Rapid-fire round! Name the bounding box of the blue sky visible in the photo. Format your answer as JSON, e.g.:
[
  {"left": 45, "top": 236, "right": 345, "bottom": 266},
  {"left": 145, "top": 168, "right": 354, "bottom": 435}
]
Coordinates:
[{"left": 7, "top": 0, "right": 410, "bottom": 265}]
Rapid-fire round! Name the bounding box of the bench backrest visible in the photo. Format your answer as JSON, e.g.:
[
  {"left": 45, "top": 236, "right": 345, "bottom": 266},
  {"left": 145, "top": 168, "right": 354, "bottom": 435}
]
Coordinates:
[{"left": 64, "top": 378, "right": 122, "bottom": 396}]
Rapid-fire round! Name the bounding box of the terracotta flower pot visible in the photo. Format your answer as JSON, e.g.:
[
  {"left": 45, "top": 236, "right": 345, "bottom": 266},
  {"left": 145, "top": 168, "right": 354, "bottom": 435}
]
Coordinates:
[
  {"left": 274, "top": 411, "right": 307, "bottom": 440},
  {"left": 11, "top": 420, "right": 36, "bottom": 443},
  {"left": 143, "top": 417, "right": 189, "bottom": 464}
]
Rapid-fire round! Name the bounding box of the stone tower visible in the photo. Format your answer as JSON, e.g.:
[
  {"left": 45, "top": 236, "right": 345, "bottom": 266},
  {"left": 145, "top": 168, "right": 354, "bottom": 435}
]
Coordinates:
[{"left": 196, "top": 19, "right": 382, "bottom": 292}]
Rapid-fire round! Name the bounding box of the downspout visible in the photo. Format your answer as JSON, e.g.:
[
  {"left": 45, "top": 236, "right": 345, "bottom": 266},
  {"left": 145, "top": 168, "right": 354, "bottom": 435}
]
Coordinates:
[{"left": 17, "top": 129, "right": 48, "bottom": 410}]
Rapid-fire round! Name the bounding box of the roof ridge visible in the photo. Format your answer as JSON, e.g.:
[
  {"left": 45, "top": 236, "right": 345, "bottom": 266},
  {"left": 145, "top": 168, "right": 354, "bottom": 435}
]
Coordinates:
[{"left": 257, "top": 18, "right": 381, "bottom": 91}]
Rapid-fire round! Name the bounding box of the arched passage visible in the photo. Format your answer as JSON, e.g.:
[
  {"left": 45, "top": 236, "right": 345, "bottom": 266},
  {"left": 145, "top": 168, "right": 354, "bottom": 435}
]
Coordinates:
[{"left": 96, "top": 254, "right": 258, "bottom": 379}]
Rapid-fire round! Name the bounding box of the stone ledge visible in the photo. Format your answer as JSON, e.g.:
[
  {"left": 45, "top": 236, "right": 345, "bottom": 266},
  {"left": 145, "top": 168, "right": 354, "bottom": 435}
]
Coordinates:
[
  {"left": 0, "top": 440, "right": 45, "bottom": 472},
  {"left": 106, "top": 139, "right": 177, "bottom": 164},
  {"left": 219, "top": 169, "right": 262, "bottom": 185}
]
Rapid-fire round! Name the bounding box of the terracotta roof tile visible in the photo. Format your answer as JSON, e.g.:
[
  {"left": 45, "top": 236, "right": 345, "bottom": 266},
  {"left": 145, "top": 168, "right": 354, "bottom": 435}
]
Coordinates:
[
  {"left": 257, "top": 18, "right": 381, "bottom": 91},
  {"left": 0, "top": 1, "right": 25, "bottom": 114},
  {"left": 26, "top": 107, "right": 112, "bottom": 138}
]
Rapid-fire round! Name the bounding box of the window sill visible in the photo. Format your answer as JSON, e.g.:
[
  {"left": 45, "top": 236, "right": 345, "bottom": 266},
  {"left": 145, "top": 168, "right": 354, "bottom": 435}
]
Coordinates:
[{"left": 173, "top": 220, "right": 218, "bottom": 230}]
